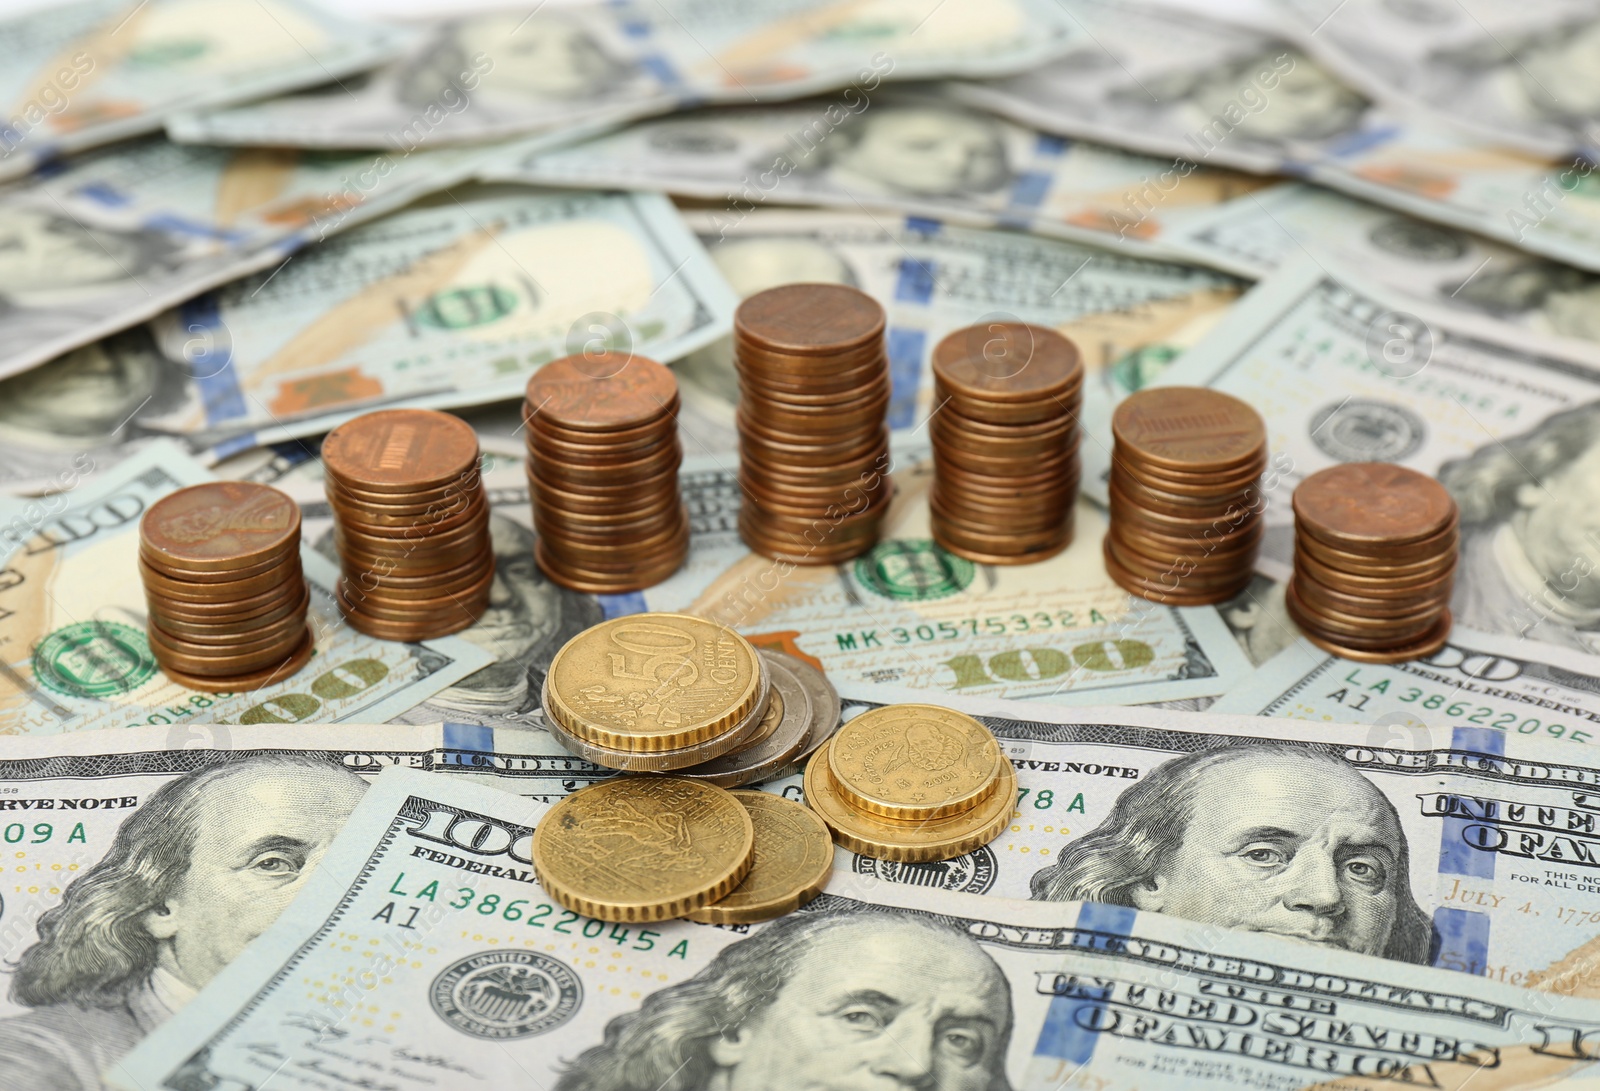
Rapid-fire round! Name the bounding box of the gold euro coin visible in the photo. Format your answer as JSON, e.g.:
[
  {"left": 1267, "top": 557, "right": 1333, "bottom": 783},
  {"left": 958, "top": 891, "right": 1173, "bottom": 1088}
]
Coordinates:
[
  {"left": 545, "top": 613, "right": 763, "bottom": 752},
  {"left": 804, "top": 739, "right": 1016, "bottom": 863},
  {"left": 532, "top": 776, "right": 754, "bottom": 922},
  {"left": 684, "top": 791, "right": 834, "bottom": 924},
  {"left": 827, "top": 704, "right": 1003, "bottom": 820}
]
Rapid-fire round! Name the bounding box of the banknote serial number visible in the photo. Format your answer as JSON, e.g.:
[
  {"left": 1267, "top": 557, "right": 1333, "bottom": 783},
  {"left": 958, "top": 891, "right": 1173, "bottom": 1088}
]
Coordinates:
[
  {"left": 836, "top": 612, "right": 1110, "bottom": 651},
  {"left": 1322, "top": 684, "right": 1593, "bottom": 744}
]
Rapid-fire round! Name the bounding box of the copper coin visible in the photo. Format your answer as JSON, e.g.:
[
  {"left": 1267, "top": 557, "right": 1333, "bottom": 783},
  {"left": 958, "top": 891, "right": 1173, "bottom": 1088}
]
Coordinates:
[
  {"left": 736, "top": 284, "right": 885, "bottom": 356},
  {"left": 344, "top": 554, "right": 495, "bottom": 603},
  {"left": 537, "top": 531, "right": 690, "bottom": 579},
  {"left": 742, "top": 392, "right": 891, "bottom": 436},
  {"left": 932, "top": 444, "right": 1077, "bottom": 480},
  {"left": 347, "top": 545, "right": 491, "bottom": 586},
  {"left": 1110, "top": 462, "right": 1262, "bottom": 509},
  {"left": 339, "top": 566, "right": 494, "bottom": 618},
  {"left": 157, "top": 627, "right": 315, "bottom": 693},
  {"left": 1293, "top": 548, "right": 1455, "bottom": 599},
  {"left": 935, "top": 384, "right": 1083, "bottom": 427},
  {"left": 524, "top": 353, "right": 677, "bottom": 431},
  {"left": 1112, "top": 387, "right": 1266, "bottom": 473},
  {"left": 1112, "top": 452, "right": 1266, "bottom": 496},
  {"left": 336, "top": 537, "right": 488, "bottom": 577},
  {"left": 145, "top": 573, "right": 304, "bottom": 618},
  {"left": 932, "top": 322, "right": 1082, "bottom": 404},
  {"left": 540, "top": 513, "right": 690, "bottom": 559},
  {"left": 930, "top": 418, "right": 1078, "bottom": 461},
  {"left": 138, "top": 482, "right": 300, "bottom": 575},
  {"left": 1289, "top": 600, "right": 1454, "bottom": 664},
  {"left": 1296, "top": 531, "right": 1457, "bottom": 579},
  {"left": 525, "top": 399, "right": 677, "bottom": 444},
  {"left": 929, "top": 491, "right": 1074, "bottom": 533},
  {"left": 148, "top": 583, "right": 310, "bottom": 636},
  {"left": 323, "top": 409, "right": 480, "bottom": 494},
  {"left": 340, "top": 588, "right": 488, "bottom": 640},
  {"left": 530, "top": 442, "right": 682, "bottom": 482},
  {"left": 1109, "top": 483, "right": 1264, "bottom": 536},
  {"left": 334, "top": 508, "right": 489, "bottom": 551},
  {"left": 148, "top": 612, "right": 309, "bottom": 657},
  {"left": 737, "top": 359, "right": 888, "bottom": 400},
  {"left": 1292, "top": 463, "right": 1457, "bottom": 548},
  {"left": 329, "top": 492, "right": 482, "bottom": 531},
  {"left": 1293, "top": 573, "right": 1452, "bottom": 620},
  {"left": 526, "top": 428, "right": 677, "bottom": 466},
  {"left": 535, "top": 539, "right": 687, "bottom": 593},
  {"left": 332, "top": 500, "right": 488, "bottom": 543},
  {"left": 929, "top": 510, "right": 1073, "bottom": 555},
  {"left": 1104, "top": 534, "right": 1256, "bottom": 589},
  {"left": 1286, "top": 590, "right": 1443, "bottom": 645},
  {"left": 1109, "top": 523, "right": 1260, "bottom": 573},
  {"left": 528, "top": 464, "right": 679, "bottom": 502},
  {"left": 738, "top": 528, "right": 880, "bottom": 567},
  {"left": 740, "top": 449, "right": 890, "bottom": 490},
  {"left": 150, "top": 629, "right": 316, "bottom": 676},
  {"left": 735, "top": 334, "right": 885, "bottom": 370},
  {"left": 325, "top": 475, "right": 483, "bottom": 515},
  {"left": 137, "top": 555, "right": 298, "bottom": 603},
  {"left": 1102, "top": 540, "right": 1253, "bottom": 605},
  {"left": 931, "top": 525, "right": 1073, "bottom": 566},
  {"left": 534, "top": 491, "right": 682, "bottom": 528},
  {"left": 738, "top": 416, "right": 888, "bottom": 459}
]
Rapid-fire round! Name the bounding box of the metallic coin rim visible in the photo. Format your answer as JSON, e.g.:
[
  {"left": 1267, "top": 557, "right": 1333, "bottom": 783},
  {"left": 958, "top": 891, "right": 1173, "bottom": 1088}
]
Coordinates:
[
  {"left": 155, "top": 628, "right": 315, "bottom": 692},
  {"left": 827, "top": 703, "right": 1004, "bottom": 821},
  {"left": 1292, "top": 462, "right": 1458, "bottom": 547},
  {"left": 321, "top": 409, "right": 480, "bottom": 493},
  {"left": 1111, "top": 388, "right": 1267, "bottom": 472},
  {"left": 682, "top": 792, "right": 834, "bottom": 924},
  {"left": 677, "top": 651, "right": 813, "bottom": 787}
]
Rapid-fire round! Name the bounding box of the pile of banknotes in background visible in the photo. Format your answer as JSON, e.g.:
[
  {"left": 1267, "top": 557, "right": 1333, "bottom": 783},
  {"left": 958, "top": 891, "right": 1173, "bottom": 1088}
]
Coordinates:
[{"left": 10, "top": 0, "right": 1600, "bottom": 1087}]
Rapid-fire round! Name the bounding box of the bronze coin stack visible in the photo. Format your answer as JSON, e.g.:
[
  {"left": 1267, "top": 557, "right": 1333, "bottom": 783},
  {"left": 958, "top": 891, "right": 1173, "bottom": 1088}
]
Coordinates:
[
  {"left": 324, "top": 408, "right": 492, "bottom": 640},
  {"left": 735, "top": 283, "right": 891, "bottom": 565},
  {"left": 1105, "top": 387, "right": 1267, "bottom": 605},
  {"left": 523, "top": 352, "right": 688, "bottom": 593},
  {"left": 1288, "top": 462, "right": 1458, "bottom": 663},
  {"left": 139, "top": 481, "right": 313, "bottom": 692},
  {"left": 929, "top": 322, "right": 1084, "bottom": 564}
]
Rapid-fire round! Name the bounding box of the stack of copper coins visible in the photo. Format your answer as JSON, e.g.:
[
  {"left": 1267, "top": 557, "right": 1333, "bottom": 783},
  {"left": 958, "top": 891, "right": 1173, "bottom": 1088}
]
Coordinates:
[
  {"left": 1105, "top": 387, "right": 1267, "bottom": 604},
  {"left": 323, "top": 408, "right": 492, "bottom": 640},
  {"left": 929, "top": 322, "right": 1084, "bottom": 564},
  {"left": 138, "top": 482, "right": 312, "bottom": 692},
  {"left": 735, "top": 283, "right": 891, "bottom": 564},
  {"left": 1288, "top": 462, "right": 1458, "bottom": 663},
  {"left": 523, "top": 353, "right": 688, "bottom": 592}
]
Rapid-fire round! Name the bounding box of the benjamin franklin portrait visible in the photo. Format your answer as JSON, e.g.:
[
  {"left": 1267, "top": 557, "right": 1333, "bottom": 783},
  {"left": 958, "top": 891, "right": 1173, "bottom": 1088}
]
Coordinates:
[
  {"left": 1030, "top": 744, "right": 1434, "bottom": 964},
  {"left": 1438, "top": 400, "right": 1600, "bottom": 650},
  {"left": 397, "top": 13, "right": 639, "bottom": 109},
  {"left": 0, "top": 755, "right": 367, "bottom": 1091},
  {"left": 0, "top": 330, "right": 190, "bottom": 453},
  {"left": 791, "top": 104, "right": 1013, "bottom": 200},
  {"left": 1430, "top": 20, "right": 1600, "bottom": 140},
  {"left": 0, "top": 207, "right": 184, "bottom": 311},
  {"left": 557, "top": 909, "right": 1014, "bottom": 1091}
]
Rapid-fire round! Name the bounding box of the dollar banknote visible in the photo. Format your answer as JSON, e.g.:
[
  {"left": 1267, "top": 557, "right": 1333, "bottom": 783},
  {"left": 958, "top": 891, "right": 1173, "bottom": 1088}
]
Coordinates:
[
  {"left": 107, "top": 764, "right": 1600, "bottom": 1091},
  {"left": 1170, "top": 182, "right": 1600, "bottom": 355},
  {"left": 0, "top": 442, "right": 492, "bottom": 734},
  {"left": 948, "top": 0, "right": 1600, "bottom": 273},
  {"left": 1274, "top": 0, "right": 1600, "bottom": 158},
  {"left": 1212, "top": 622, "right": 1600, "bottom": 746},
  {"left": 1155, "top": 256, "right": 1600, "bottom": 658},
  {"left": 0, "top": 0, "right": 404, "bottom": 180},
  {"left": 166, "top": 0, "right": 1086, "bottom": 150},
  {"left": 479, "top": 88, "right": 1272, "bottom": 263},
  {"left": 674, "top": 206, "right": 1244, "bottom": 453},
  {"left": 0, "top": 135, "right": 485, "bottom": 383},
  {"left": 127, "top": 185, "right": 736, "bottom": 453}
]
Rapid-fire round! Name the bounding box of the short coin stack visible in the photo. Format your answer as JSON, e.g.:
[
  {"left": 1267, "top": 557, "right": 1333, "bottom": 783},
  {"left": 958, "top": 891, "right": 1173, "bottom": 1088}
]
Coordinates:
[
  {"left": 138, "top": 482, "right": 312, "bottom": 692},
  {"left": 1288, "top": 462, "right": 1458, "bottom": 663},
  {"left": 532, "top": 777, "right": 834, "bottom": 923},
  {"left": 1105, "top": 387, "right": 1267, "bottom": 604},
  {"left": 523, "top": 352, "right": 688, "bottom": 593},
  {"left": 929, "top": 322, "right": 1084, "bottom": 564},
  {"left": 805, "top": 704, "right": 1015, "bottom": 862},
  {"left": 736, "top": 283, "right": 891, "bottom": 565},
  {"left": 323, "top": 408, "right": 492, "bottom": 640}
]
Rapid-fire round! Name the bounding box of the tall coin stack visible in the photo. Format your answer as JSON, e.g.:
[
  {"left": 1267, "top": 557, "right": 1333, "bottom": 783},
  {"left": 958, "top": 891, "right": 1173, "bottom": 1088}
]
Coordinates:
[
  {"left": 929, "top": 322, "right": 1084, "bottom": 564},
  {"left": 804, "top": 704, "right": 1015, "bottom": 862},
  {"left": 139, "top": 482, "right": 312, "bottom": 692},
  {"left": 523, "top": 353, "right": 688, "bottom": 593},
  {"left": 541, "top": 614, "right": 773, "bottom": 771},
  {"left": 323, "top": 408, "right": 492, "bottom": 640},
  {"left": 1105, "top": 387, "right": 1267, "bottom": 604},
  {"left": 735, "top": 283, "right": 891, "bottom": 564},
  {"left": 1288, "top": 462, "right": 1458, "bottom": 663}
]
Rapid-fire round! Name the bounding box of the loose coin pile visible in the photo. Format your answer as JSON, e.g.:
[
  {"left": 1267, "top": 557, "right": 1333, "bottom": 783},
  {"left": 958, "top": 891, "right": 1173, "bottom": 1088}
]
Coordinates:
[
  {"left": 543, "top": 613, "right": 841, "bottom": 777},
  {"left": 929, "top": 322, "right": 1084, "bottom": 564},
  {"left": 805, "top": 704, "right": 1015, "bottom": 862},
  {"left": 523, "top": 352, "right": 688, "bottom": 593},
  {"left": 1288, "top": 462, "right": 1458, "bottom": 663},
  {"left": 1106, "top": 387, "right": 1267, "bottom": 604},
  {"left": 323, "top": 408, "right": 492, "bottom": 640},
  {"left": 736, "top": 283, "right": 892, "bottom": 565},
  {"left": 138, "top": 482, "right": 312, "bottom": 692},
  {"left": 684, "top": 791, "right": 835, "bottom": 924}
]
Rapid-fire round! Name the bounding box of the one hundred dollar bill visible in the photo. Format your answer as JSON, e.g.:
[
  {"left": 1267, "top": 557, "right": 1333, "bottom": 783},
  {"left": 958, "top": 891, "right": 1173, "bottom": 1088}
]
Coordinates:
[
  {"left": 280, "top": 450, "right": 1253, "bottom": 722},
  {"left": 167, "top": 0, "right": 1086, "bottom": 150},
  {"left": 1274, "top": 0, "right": 1600, "bottom": 158},
  {"left": 0, "top": 135, "right": 485, "bottom": 383},
  {"left": 675, "top": 206, "right": 1245, "bottom": 453},
  {"left": 132, "top": 185, "right": 736, "bottom": 452},
  {"left": 1170, "top": 182, "right": 1600, "bottom": 357},
  {"left": 1212, "top": 622, "right": 1600, "bottom": 748},
  {"left": 108, "top": 764, "right": 1600, "bottom": 1091},
  {"left": 1155, "top": 256, "right": 1600, "bottom": 657},
  {"left": 949, "top": 0, "right": 1600, "bottom": 273},
  {"left": 0, "top": 0, "right": 404, "bottom": 180},
  {"left": 479, "top": 88, "right": 1272, "bottom": 263},
  {"left": 795, "top": 685, "right": 1600, "bottom": 997},
  {"left": 0, "top": 442, "right": 492, "bottom": 734}
]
